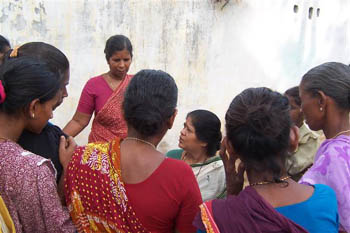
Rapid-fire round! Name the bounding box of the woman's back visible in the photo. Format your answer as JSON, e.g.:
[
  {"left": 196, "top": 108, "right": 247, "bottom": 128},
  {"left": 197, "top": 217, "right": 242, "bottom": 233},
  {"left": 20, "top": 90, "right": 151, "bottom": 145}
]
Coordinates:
[
  {"left": 125, "top": 157, "right": 202, "bottom": 232},
  {"left": 196, "top": 184, "right": 337, "bottom": 233},
  {"left": 66, "top": 69, "right": 202, "bottom": 232}
]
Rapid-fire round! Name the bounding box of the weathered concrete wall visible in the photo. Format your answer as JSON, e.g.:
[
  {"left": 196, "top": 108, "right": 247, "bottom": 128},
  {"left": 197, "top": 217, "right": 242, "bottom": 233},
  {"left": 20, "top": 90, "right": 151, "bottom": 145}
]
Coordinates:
[{"left": 1, "top": 0, "right": 349, "bottom": 151}]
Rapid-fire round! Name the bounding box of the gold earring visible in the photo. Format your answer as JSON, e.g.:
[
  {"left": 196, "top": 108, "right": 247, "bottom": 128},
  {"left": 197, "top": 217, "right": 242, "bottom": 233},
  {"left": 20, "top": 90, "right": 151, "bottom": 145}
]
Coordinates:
[
  {"left": 320, "top": 107, "right": 323, "bottom": 111},
  {"left": 32, "top": 113, "right": 35, "bottom": 118}
]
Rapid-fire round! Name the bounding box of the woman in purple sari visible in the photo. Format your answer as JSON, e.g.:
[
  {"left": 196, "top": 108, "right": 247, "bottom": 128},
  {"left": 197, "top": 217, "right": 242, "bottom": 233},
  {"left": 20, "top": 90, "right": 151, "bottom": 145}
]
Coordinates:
[
  {"left": 299, "top": 62, "right": 350, "bottom": 232},
  {"left": 193, "top": 87, "right": 339, "bottom": 233}
]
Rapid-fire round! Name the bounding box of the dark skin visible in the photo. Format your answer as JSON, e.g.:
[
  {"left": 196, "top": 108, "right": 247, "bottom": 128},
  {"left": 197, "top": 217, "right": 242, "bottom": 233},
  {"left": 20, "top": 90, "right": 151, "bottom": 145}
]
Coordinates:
[
  {"left": 299, "top": 84, "right": 350, "bottom": 139},
  {"left": 220, "top": 126, "right": 314, "bottom": 209},
  {"left": 119, "top": 110, "right": 194, "bottom": 233},
  {"left": 299, "top": 84, "right": 348, "bottom": 233},
  {"left": 285, "top": 95, "right": 304, "bottom": 128}
]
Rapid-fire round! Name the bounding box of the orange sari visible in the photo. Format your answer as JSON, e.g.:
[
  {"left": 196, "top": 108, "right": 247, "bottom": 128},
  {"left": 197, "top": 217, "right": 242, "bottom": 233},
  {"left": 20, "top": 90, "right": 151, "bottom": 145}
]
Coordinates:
[
  {"left": 88, "top": 75, "right": 133, "bottom": 143},
  {"left": 65, "top": 138, "right": 147, "bottom": 233}
]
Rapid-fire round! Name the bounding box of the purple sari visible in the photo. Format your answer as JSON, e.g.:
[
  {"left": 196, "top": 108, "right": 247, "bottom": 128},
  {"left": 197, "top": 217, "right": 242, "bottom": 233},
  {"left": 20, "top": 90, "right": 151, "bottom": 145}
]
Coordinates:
[
  {"left": 300, "top": 135, "right": 350, "bottom": 232},
  {"left": 193, "top": 186, "right": 307, "bottom": 233}
]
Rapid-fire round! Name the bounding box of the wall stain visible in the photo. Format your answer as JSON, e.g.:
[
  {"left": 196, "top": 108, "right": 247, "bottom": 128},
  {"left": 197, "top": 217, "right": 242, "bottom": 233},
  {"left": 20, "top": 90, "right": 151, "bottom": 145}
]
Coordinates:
[{"left": 13, "top": 14, "right": 27, "bottom": 31}]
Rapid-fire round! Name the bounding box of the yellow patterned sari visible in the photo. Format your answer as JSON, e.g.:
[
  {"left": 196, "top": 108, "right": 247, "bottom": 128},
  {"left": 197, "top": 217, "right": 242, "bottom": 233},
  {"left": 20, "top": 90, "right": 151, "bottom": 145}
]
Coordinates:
[{"left": 65, "top": 138, "right": 147, "bottom": 233}]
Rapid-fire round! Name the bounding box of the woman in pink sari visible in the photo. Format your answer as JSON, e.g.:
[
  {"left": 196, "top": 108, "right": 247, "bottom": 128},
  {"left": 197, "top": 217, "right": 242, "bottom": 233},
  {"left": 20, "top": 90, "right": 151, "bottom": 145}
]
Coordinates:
[{"left": 63, "top": 35, "right": 133, "bottom": 143}]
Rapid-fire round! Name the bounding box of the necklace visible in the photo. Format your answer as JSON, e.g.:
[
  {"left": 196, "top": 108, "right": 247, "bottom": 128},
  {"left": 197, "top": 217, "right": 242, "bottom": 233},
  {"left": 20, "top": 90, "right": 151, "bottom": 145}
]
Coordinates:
[
  {"left": 181, "top": 153, "right": 207, "bottom": 178},
  {"left": 123, "top": 137, "right": 156, "bottom": 150},
  {"left": 331, "top": 129, "right": 350, "bottom": 139},
  {"left": 195, "top": 165, "right": 204, "bottom": 178},
  {"left": 250, "top": 176, "right": 290, "bottom": 187}
]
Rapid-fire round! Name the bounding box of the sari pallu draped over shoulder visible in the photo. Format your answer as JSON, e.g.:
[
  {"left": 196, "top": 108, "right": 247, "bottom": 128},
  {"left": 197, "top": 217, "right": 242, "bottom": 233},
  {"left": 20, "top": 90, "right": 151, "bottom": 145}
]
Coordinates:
[
  {"left": 65, "top": 138, "right": 148, "bottom": 233},
  {"left": 193, "top": 186, "right": 308, "bottom": 233},
  {"left": 88, "top": 75, "right": 133, "bottom": 143}
]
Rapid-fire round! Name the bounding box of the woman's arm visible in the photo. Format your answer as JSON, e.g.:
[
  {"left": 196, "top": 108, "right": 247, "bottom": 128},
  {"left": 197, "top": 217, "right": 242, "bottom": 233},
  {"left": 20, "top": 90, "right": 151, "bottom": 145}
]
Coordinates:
[
  {"left": 57, "top": 136, "right": 77, "bottom": 205},
  {"left": 63, "top": 111, "right": 92, "bottom": 137}
]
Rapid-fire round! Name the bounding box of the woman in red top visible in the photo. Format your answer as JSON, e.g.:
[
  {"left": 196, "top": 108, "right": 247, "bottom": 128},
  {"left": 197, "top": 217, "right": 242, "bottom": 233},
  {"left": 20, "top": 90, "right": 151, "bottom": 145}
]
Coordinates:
[
  {"left": 65, "top": 69, "right": 203, "bottom": 233},
  {"left": 63, "top": 35, "right": 133, "bottom": 142}
]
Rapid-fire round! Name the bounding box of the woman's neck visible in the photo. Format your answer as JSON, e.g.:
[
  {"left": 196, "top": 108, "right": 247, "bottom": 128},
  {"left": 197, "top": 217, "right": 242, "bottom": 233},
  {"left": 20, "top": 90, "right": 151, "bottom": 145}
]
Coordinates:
[
  {"left": 107, "top": 71, "right": 125, "bottom": 81},
  {"left": 323, "top": 109, "right": 350, "bottom": 139},
  {"left": 0, "top": 113, "right": 25, "bottom": 142},
  {"left": 246, "top": 167, "right": 288, "bottom": 185},
  {"left": 126, "top": 128, "right": 164, "bottom": 149}
]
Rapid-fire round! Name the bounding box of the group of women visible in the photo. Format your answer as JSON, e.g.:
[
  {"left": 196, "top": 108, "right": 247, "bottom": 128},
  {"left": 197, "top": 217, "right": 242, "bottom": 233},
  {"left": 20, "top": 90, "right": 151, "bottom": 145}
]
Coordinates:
[{"left": 0, "top": 34, "right": 350, "bottom": 233}]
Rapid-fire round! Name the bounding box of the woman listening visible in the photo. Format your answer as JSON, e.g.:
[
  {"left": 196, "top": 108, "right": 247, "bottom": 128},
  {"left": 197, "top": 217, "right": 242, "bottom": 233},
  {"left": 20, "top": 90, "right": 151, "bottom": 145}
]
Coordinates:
[
  {"left": 194, "top": 87, "right": 338, "bottom": 233},
  {"left": 167, "top": 110, "right": 225, "bottom": 201},
  {"left": 65, "top": 70, "right": 202, "bottom": 233},
  {"left": 0, "top": 57, "right": 75, "bottom": 232},
  {"left": 299, "top": 62, "right": 350, "bottom": 232}
]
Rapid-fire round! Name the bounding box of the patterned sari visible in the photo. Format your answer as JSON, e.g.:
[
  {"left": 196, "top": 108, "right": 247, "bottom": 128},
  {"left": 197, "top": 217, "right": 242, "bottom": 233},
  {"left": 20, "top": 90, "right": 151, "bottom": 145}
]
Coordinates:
[
  {"left": 88, "top": 75, "right": 133, "bottom": 143},
  {"left": 65, "top": 138, "right": 147, "bottom": 233}
]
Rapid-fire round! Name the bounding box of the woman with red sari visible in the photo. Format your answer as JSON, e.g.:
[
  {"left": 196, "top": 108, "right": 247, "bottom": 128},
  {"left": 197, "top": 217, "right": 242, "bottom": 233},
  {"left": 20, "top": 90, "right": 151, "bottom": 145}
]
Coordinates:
[
  {"left": 63, "top": 35, "right": 133, "bottom": 143},
  {"left": 193, "top": 87, "right": 339, "bottom": 233},
  {"left": 65, "top": 69, "right": 203, "bottom": 233}
]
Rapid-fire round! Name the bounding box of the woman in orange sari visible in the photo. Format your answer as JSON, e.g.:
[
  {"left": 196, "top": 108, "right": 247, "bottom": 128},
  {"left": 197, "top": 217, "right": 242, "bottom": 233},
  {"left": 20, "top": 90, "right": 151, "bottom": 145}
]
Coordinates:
[
  {"left": 63, "top": 35, "right": 133, "bottom": 143},
  {"left": 65, "top": 70, "right": 203, "bottom": 233}
]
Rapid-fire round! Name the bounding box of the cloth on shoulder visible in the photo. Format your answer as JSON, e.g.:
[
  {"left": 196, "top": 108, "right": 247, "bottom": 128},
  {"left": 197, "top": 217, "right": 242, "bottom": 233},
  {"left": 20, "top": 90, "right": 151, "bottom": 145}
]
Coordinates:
[
  {"left": 194, "top": 186, "right": 311, "bottom": 233},
  {"left": 66, "top": 139, "right": 202, "bottom": 233},
  {"left": 300, "top": 135, "right": 350, "bottom": 232},
  {"left": 194, "top": 184, "right": 338, "bottom": 233},
  {"left": 87, "top": 74, "right": 133, "bottom": 143},
  {"left": 18, "top": 123, "right": 65, "bottom": 182},
  {"left": 65, "top": 137, "right": 147, "bottom": 233}
]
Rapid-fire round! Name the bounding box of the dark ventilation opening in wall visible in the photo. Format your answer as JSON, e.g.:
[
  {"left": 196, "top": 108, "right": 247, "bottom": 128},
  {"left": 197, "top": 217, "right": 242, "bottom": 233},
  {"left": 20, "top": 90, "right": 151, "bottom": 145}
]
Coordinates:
[
  {"left": 317, "top": 8, "right": 320, "bottom": 17},
  {"left": 293, "top": 5, "right": 299, "bottom": 13},
  {"left": 309, "top": 7, "right": 314, "bottom": 19}
]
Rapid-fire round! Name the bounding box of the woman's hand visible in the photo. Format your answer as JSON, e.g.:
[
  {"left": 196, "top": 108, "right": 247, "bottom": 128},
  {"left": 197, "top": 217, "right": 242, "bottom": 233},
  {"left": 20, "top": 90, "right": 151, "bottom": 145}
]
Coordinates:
[
  {"left": 59, "top": 136, "right": 77, "bottom": 169},
  {"left": 220, "top": 137, "right": 245, "bottom": 196}
]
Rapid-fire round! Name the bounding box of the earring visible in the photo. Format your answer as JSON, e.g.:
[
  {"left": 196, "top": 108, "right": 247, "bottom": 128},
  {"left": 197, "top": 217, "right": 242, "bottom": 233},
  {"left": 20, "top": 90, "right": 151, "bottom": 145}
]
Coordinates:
[
  {"left": 31, "top": 113, "right": 35, "bottom": 118},
  {"left": 320, "top": 107, "right": 323, "bottom": 111}
]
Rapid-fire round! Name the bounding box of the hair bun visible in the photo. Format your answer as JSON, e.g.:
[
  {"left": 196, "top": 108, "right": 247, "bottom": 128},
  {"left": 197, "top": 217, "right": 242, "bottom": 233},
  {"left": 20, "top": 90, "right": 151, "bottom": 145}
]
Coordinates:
[{"left": 126, "top": 104, "right": 164, "bottom": 136}]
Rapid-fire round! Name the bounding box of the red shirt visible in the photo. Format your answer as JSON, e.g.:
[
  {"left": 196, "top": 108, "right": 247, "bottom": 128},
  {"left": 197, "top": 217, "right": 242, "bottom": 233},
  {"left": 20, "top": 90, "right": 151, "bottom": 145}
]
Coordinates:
[
  {"left": 125, "top": 158, "right": 203, "bottom": 233},
  {"left": 77, "top": 75, "right": 113, "bottom": 115}
]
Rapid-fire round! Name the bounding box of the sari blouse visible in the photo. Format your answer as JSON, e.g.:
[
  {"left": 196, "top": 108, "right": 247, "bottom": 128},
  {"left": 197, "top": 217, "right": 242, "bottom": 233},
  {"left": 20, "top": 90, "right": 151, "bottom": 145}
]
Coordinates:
[
  {"left": 77, "top": 74, "right": 133, "bottom": 143},
  {"left": 65, "top": 138, "right": 202, "bottom": 232}
]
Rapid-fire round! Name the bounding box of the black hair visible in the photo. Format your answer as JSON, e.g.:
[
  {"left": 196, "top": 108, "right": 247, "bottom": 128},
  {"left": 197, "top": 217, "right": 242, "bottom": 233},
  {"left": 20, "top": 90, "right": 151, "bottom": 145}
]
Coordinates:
[
  {"left": 104, "top": 35, "right": 133, "bottom": 60},
  {"left": 225, "top": 87, "right": 291, "bottom": 182},
  {"left": 284, "top": 86, "right": 301, "bottom": 106},
  {"left": 123, "top": 69, "right": 178, "bottom": 137},
  {"left": 0, "top": 35, "right": 10, "bottom": 53},
  {"left": 0, "top": 57, "right": 61, "bottom": 115},
  {"left": 301, "top": 62, "right": 350, "bottom": 110},
  {"left": 5, "top": 42, "right": 69, "bottom": 83},
  {"left": 187, "top": 110, "right": 222, "bottom": 157}
]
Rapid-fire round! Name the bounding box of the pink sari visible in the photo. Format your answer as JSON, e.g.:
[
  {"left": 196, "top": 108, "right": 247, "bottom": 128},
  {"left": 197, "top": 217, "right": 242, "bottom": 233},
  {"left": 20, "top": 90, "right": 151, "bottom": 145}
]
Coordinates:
[{"left": 88, "top": 75, "right": 133, "bottom": 143}]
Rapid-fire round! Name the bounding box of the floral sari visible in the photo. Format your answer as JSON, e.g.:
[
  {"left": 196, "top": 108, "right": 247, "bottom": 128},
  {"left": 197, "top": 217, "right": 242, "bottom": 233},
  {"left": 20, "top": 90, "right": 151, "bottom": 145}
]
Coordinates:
[
  {"left": 88, "top": 75, "right": 133, "bottom": 143},
  {"left": 65, "top": 138, "right": 147, "bottom": 233}
]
